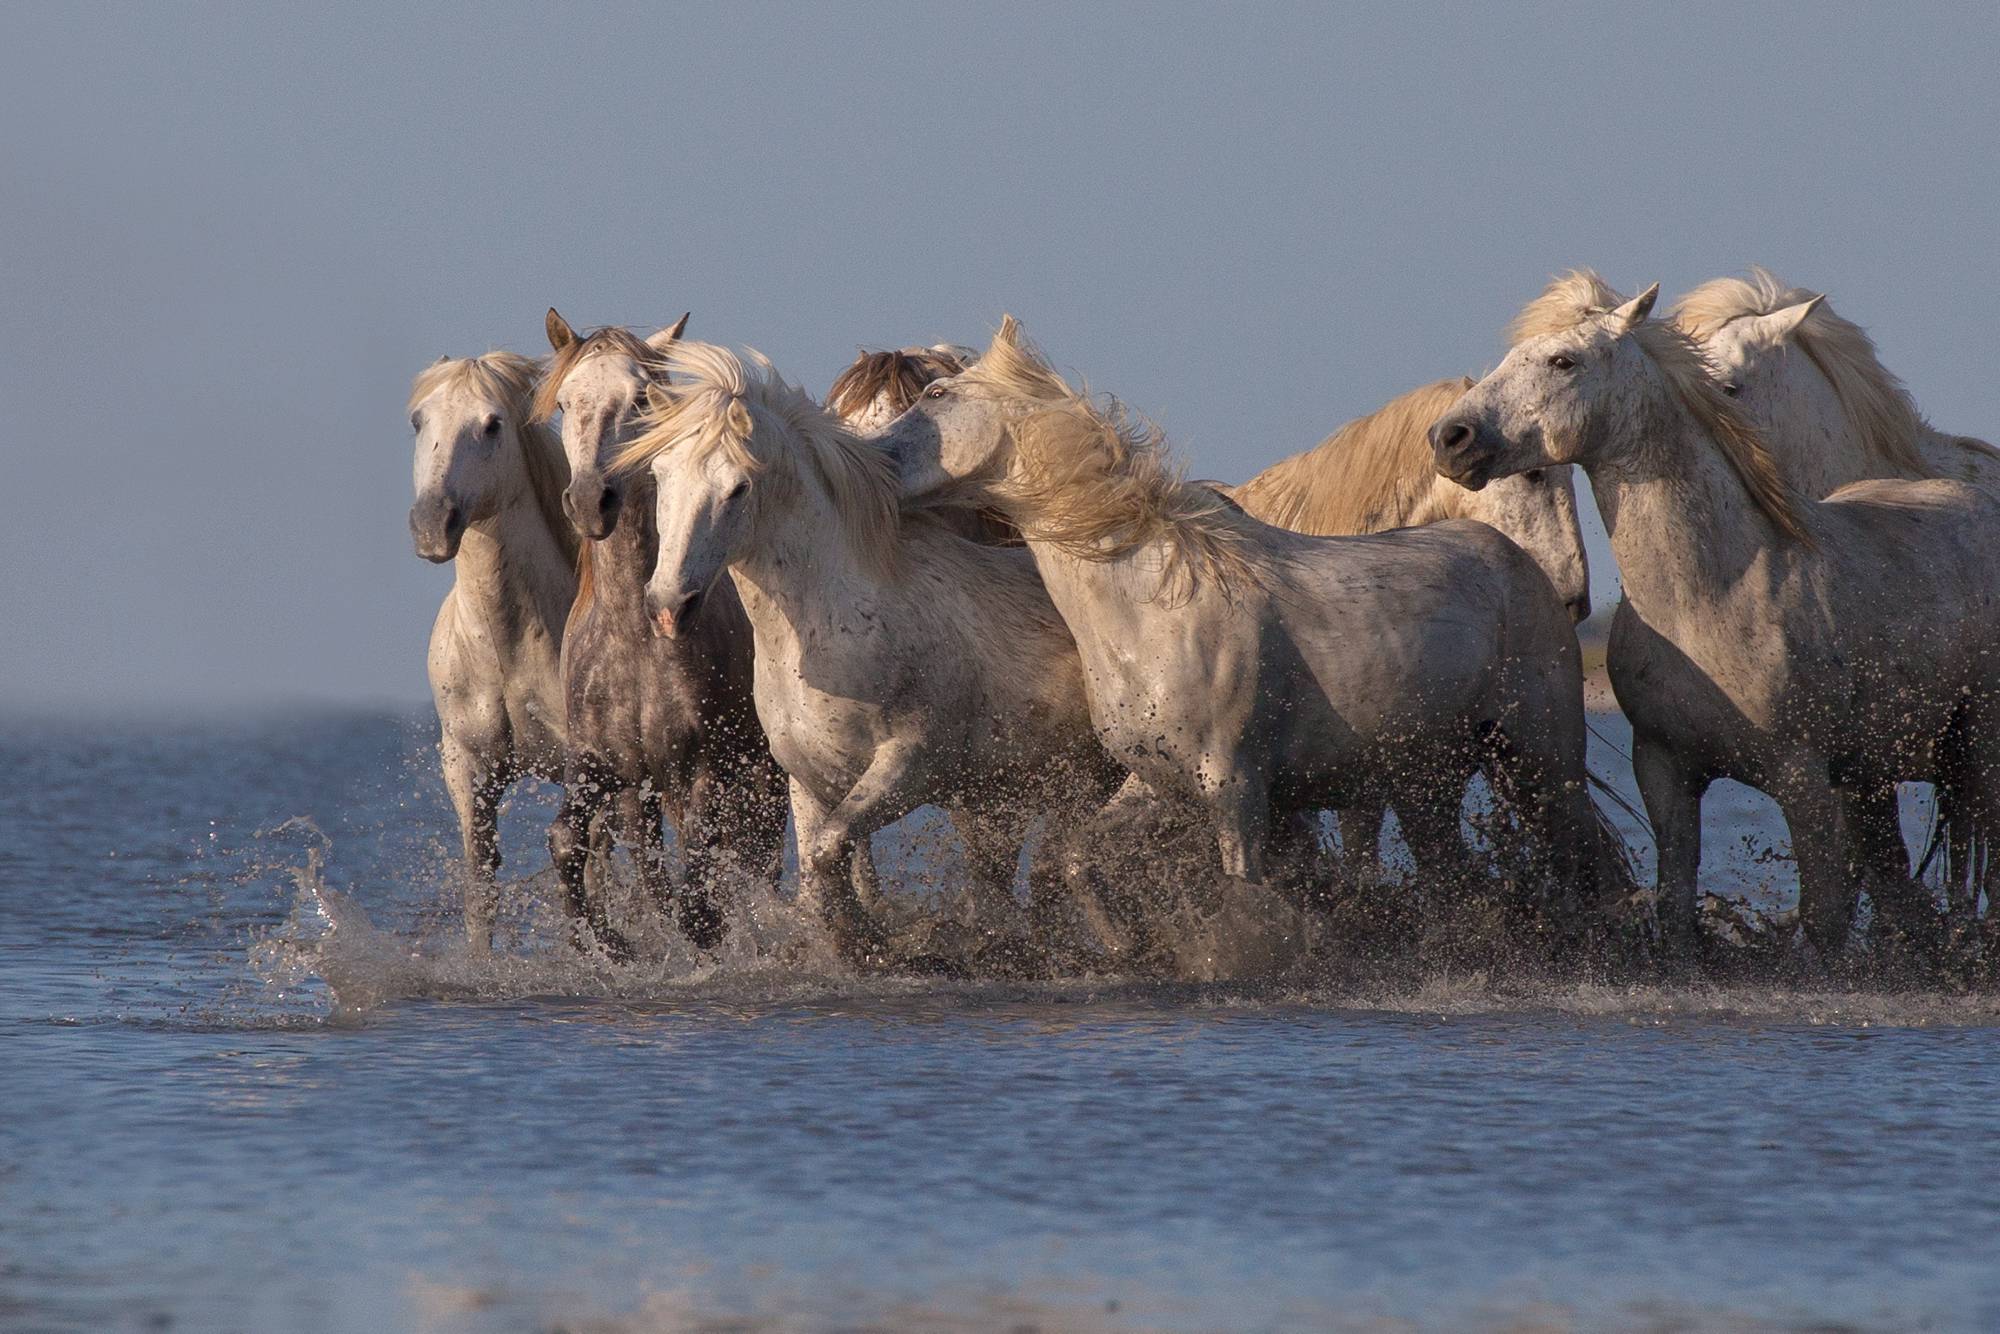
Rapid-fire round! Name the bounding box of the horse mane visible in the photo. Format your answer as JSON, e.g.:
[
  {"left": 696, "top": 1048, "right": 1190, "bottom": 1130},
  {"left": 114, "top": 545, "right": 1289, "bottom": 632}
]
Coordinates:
[
  {"left": 530, "top": 326, "right": 668, "bottom": 424},
  {"left": 409, "top": 352, "right": 578, "bottom": 565},
  {"left": 826, "top": 345, "right": 968, "bottom": 422},
  {"left": 1228, "top": 377, "right": 1474, "bottom": 534},
  {"left": 960, "top": 320, "right": 1258, "bottom": 596},
  {"left": 616, "top": 341, "right": 902, "bottom": 576},
  {"left": 566, "top": 539, "right": 596, "bottom": 637},
  {"left": 1669, "top": 267, "right": 1932, "bottom": 475},
  {"left": 1507, "top": 270, "right": 1626, "bottom": 345},
  {"left": 1512, "top": 276, "right": 1811, "bottom": 545}
]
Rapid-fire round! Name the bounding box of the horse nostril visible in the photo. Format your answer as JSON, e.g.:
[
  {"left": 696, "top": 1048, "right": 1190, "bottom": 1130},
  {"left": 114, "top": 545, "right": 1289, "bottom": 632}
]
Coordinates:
[
  {"left": 444, "top": 503, "right": 462, "bottom": 532},
  {"left": 597, "top": 490, "right": 616, "bottom": 516},
  {"left": 1432, "top": 419, "right": 1473, "bottom": 454}
]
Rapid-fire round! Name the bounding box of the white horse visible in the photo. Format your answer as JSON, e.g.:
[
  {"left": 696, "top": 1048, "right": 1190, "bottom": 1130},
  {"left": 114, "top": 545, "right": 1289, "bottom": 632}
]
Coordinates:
[
  {"left": 408, "top": 352, "right": 578, "bottom": 950},
  {"left": 873, "top": 318, "right": 1605, "bottom": 924},
  {"left": 1671, "top": 268, "right": 2000, "bottom": 496},
  {"left": 1226, "top": 376, "right": 1593, "bottom": 878},
  {"left": 619, "top": 341, "right": 1124, "bottom": 963},
  {"left": 1674, "top": 271, "right": 2000, "bottom": 922},
  {"left": 1431, "top": 273, "right": 2000, "bottom": 960},
  {"left": 534, "top": 312, "right": 789, "bottom": 959}
]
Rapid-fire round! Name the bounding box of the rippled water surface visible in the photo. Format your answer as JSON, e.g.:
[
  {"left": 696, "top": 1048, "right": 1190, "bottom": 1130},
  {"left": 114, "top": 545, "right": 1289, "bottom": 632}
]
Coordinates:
[{"left": 6, "top": 710, "right": 2000, "bottom": 1332}]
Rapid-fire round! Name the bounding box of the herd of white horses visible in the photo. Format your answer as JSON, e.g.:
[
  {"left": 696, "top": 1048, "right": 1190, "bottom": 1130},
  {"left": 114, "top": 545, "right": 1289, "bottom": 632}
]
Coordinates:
[{"left": 408, "top": 269, "right": 2000, "bottom": 977}]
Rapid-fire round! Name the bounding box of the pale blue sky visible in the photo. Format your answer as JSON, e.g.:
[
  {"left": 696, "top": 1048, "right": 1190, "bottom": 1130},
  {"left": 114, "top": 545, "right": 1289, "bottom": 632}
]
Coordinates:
[{"left": 4, "top": 3, "right": 1997, "bottom": 709}]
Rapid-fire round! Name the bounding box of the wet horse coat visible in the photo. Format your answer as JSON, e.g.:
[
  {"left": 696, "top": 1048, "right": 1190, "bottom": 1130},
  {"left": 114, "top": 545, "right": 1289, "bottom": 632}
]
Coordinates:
[
  {"left": 538, "top": 313, "right": 787, "bottom": 956},
  {"left": 622, "top": 341, "right": 1125, "bottom": 962},
  {"left": 875, "top": 318, "right": 1603, "bottom": 919},
  {"left": 1432, "top": 274, "right": 2000, "bottom": 958},
  {"left": 408, "top": 352, "right": 578, "bottom": 950}
]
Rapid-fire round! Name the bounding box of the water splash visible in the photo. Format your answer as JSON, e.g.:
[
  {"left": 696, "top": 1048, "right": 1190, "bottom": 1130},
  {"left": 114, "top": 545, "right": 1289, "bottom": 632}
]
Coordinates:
[{"left": 241, "top": 820, "right": 2000, "bottom": 1029}]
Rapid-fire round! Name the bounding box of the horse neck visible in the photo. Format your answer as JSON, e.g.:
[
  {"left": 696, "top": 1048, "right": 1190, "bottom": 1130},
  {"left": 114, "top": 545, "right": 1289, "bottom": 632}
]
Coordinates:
[
  {"left": 451, "top": 445, "right": 574, "bottom": 643},
  {"left": 1013, "top": 531, "right": 1168, "bottom": 655},
  {"left": 727, "top": 462, "right": 882, "bottom": 632},
  {"left": 579, "top": 477, "right": 659, "bottom": 627},
  {"left": 1748, "top": 363, "right": 1881, "bottom": 497},
  {"left": 1587, "top": 405, "right": 1789, "bottom": 624}
]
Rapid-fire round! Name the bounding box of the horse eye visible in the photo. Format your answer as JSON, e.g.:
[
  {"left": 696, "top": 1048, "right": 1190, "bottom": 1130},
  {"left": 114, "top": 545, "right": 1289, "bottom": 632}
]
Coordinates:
[
  {"left": 726, "top": 480, "right": 751, "bottom": 501},
  {"left": 926, "top": 384, "right": 948, "bottom": 400},
  {"left": 1547, "top": 354, "right": 1577, "bottom": 371},
  {"left": 1721, "top": 382, "right": 1741, "bottom": 397},
  {"left": 410, "top": 413, "right": 421, "bottom": 432},
  {"left": 481, "top": 415, "right": 502, "bottom": 437}
]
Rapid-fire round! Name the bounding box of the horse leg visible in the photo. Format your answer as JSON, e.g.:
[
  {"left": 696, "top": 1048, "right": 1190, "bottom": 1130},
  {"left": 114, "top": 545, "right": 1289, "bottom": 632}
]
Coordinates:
[
  {"left": 949, "top": 805, "right": 1031, "bottom": 937},
  {"left": 737, "top": 753, "right": 792, "bottom": 895},
  {"left": 1632, "top": 734, "right": 1708, "bottom": 957},
  {"left": 1843, "top": 783, "right": 1943, "bottom": 965},
  {"left": 1944, "top": 695, "right": 2000, "bottom": 932},
  {"left": 849, "top": 837, "right": 885, "bottom": 912},
  {"left": 1264, "top": 807, "right": 1330, "bottom": 911},
  {"left": 673, "top": 773, "right": 728, "bottom": 951},
  {"left": 442, "top": 736, "right": 502, "bottom": 953},
  {"left": 1770, "top": 763, "right": 1855, "bottom": 967},
  {"left": 790, "top": 775, "right": 882, "bottom": 917},
  {"left": 560, "top": 780, "right": 637, "bottom": 962},
  {"left": 803, "top": 744, "right": 933, "bottom": 962},
  {"left": 1486, "top": 718, "right": 1598, "bottom": 930},
  {"left": 548, "top": 782, "right": 595, "bottom": 932},
  {"left": 1026, "top": 795, "right": 1090, "bottom": 948},
  {"left": 1396, "top": 797, "right": 1471, "bottom": 908},
  {"left": 1053, "top": 772, "right": 1180, "bottom": 963},
  {"left": 1208, "top": 776, "right": 1272, "bottom": 885},
  {"left": 1334, "top": 803, "right": 1386, "bottom": 887}
]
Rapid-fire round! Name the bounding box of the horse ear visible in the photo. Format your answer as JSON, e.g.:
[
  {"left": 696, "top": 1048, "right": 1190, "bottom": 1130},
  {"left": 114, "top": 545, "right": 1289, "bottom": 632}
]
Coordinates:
[
  {"left": 1749, "top": 295, "right": 1824, "bottom": 346},
  {"left": 546, "top": 308, "right": 576, "bottom": 353},
  {"left": 995, "top": 314, "right": 1021, "bottom": 347},
  {"left": 646, "top": 312, "right": 690, "bottom": 352},
  {"left": 1608, "top": 283, "right": 1660, "bottom": 332}
]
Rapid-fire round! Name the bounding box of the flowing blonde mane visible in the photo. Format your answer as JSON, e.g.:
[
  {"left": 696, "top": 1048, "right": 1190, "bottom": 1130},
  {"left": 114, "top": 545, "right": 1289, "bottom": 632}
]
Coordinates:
[
  {"left": 1669, "top": 268, "right": 1932, "bottom": 474},
  {"left": 959, "top": 320, "right": 1258, "bottom": 595},
  {"left": 826, "top": 346, "right": 968, "bottom": 422},
  {"left": 1227, "top": 377, "right": 1474, "bottom": 533},
  {"left": 1507, "top": 270, "right": 1627, "bottom": 345},
  {"left": 409, "top": 352, "right": 578, "bottom": 565},
  {"left": 616, "top": 341, "right": 902, "bottom": 574},
  {"left": 1513, "top": 276, "right": 1810, "bottom": 545}
]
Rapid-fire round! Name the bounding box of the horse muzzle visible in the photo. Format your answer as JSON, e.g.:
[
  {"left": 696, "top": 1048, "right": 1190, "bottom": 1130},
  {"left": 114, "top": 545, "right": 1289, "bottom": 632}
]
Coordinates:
[
  {"left": 1427, "top": 416, "right": 1497, "bottom": 490},
  {"left": 410, "top": 495, "right": 466, "bottom": 563},
  {"left": 563, "top": 475, "right": 622, "bottom": 541},
  {"left": 649, "top": 587, "right": 704, "bottom": 640}
]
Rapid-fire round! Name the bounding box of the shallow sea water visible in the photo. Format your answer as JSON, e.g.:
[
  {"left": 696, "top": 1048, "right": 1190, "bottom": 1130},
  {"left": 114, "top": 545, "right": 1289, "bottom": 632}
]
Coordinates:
[{"left": 5, "top": 709, "right": 2000, "bottom": 1333}]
